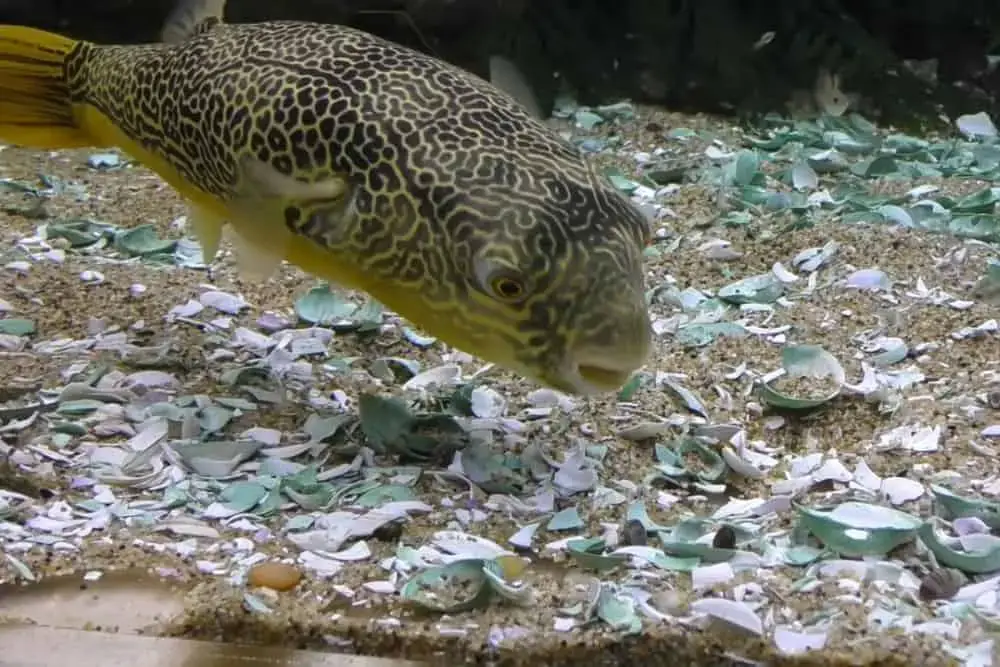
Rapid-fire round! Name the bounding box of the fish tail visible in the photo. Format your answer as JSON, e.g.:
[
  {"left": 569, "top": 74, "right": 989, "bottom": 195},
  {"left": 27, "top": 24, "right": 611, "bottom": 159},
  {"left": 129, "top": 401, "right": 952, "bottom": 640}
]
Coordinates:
[{"left": 0, "top": 25, "right": 95, "bottom": 149}]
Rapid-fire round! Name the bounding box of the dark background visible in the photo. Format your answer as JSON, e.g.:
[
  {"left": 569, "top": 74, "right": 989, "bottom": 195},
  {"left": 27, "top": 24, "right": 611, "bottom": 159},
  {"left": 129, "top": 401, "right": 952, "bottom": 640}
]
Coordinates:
[{"left": 1, "top": 0, "right": 997, "bottom": 128}]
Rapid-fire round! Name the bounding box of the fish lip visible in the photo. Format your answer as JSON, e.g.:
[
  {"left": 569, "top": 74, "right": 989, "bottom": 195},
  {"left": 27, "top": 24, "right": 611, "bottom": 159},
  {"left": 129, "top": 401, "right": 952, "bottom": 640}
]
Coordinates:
[
  {"left": 577, "top": 364, "right": 633, "bottom": 392},
  {"left": 552, "top": 358, "right": 640, "bottom": 396},
  {"left": 561, "top": 319, "right": 653, "bottom": 395}
]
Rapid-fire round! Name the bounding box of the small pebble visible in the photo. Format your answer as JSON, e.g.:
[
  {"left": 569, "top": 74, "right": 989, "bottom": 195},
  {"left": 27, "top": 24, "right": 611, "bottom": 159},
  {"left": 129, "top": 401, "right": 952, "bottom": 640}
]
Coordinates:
[
  {"left": 373, "top": 520, "right": 404, "bottom": 542},
  {"left": 622, "top": 519, "right": 647, "bottom": 546},
  {"left": 712, "top": 525, "right": 736, "bottom": 549},
  {"left": 247, "top": 562, "right": 302, "bottom": 592},
  {"left": 919, "top": 568, "right": 965, "bottom": 601}
]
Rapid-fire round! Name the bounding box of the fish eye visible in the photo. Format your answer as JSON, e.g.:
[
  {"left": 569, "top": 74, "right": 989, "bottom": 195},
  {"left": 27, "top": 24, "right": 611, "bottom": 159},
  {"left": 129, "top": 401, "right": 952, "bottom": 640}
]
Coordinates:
[
  {"left": 489, "top": 274, "right": 526, "bottom": 302},
  {"left": 472, "top": 255, "right": 530, "bottom": 303}
]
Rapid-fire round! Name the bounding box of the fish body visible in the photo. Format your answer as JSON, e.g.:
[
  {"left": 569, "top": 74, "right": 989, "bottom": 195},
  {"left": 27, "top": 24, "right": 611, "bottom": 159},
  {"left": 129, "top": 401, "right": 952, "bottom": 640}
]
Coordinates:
[{"left": 0, "top": 5, "right": 653, "bottom": 395}]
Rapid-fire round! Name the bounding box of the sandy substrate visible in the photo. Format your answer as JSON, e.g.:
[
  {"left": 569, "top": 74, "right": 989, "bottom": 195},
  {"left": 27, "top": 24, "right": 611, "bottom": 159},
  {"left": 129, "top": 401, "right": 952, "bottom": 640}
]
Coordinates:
[{"left": 0, "top": 105, "right": 998, "bottom": 667}]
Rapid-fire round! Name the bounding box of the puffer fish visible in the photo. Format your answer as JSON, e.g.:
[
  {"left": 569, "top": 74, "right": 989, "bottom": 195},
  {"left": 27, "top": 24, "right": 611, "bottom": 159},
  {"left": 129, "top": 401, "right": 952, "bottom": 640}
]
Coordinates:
[{"left": 0, "top": 0, "right": 654, "bottom": 395}]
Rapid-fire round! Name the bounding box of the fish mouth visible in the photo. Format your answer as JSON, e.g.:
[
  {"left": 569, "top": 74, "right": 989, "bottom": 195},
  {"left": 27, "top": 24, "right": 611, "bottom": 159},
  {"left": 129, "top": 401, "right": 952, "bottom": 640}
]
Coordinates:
[
  {"left": 550, "top": 357, "right": 642, "bottom": 396},
  {"left": 562, "top": 336, "right": 652, "bottom": 395},
  {"left": 576, "top": 364, "right": 634, "bottom": 392}
]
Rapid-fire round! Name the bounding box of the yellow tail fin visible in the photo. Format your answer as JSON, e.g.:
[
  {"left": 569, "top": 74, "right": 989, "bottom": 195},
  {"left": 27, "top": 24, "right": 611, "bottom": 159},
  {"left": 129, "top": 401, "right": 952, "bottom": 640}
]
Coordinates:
[{"left": 0, "top": 25, "right": 94, "bottom": 149}]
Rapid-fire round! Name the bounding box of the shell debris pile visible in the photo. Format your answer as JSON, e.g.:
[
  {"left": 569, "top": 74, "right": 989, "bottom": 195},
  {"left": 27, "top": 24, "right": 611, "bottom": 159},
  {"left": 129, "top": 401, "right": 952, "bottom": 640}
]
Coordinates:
[{"left": 0, "top": 101, "right": 998, "bottom": 666}]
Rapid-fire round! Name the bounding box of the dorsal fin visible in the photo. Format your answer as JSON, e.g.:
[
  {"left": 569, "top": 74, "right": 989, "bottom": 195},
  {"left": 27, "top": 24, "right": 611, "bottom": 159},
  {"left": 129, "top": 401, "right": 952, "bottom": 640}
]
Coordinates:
[
  {"left": 161, "top": 0, "right": 227, "bottom": 44},
  {"left": 488, "top": 55, "right": 544, "bottom": 120}
]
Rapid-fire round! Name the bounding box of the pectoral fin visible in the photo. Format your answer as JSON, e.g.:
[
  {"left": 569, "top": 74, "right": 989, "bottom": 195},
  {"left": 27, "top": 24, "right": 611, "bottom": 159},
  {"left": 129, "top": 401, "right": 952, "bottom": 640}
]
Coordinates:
[
  {"left": 161, "top": 0, "right": 228, "bottom": 43},
  {"left": 224, "top": 225, "right": 284, "bottom": 280},
  {"left": 231, "top": 157, "right": 354, "bottom": 243},
  {"left": 186, "top": 202, "right": 282, "bottom": 279},
  {"left": 186, "top": 203, "right": 225, "bottom": 265},
  {"left": 489, "top": 55, "right": 544, "bottom": 120},
  {"left": 220, "top": 157, "right": 355, "bottom": 280},
  {"left": 238, "top": 157, "right": 349, "bottom": 201}
]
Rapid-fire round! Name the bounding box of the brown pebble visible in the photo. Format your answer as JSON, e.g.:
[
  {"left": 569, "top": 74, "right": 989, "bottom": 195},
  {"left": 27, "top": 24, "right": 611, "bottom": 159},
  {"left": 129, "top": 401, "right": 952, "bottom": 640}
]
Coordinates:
[
  {"left": 247, "top": 562, "right": 302, "bottom": 592},
  {"left": 919, "top": 568, "right": 966, "bottom": 601}
]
